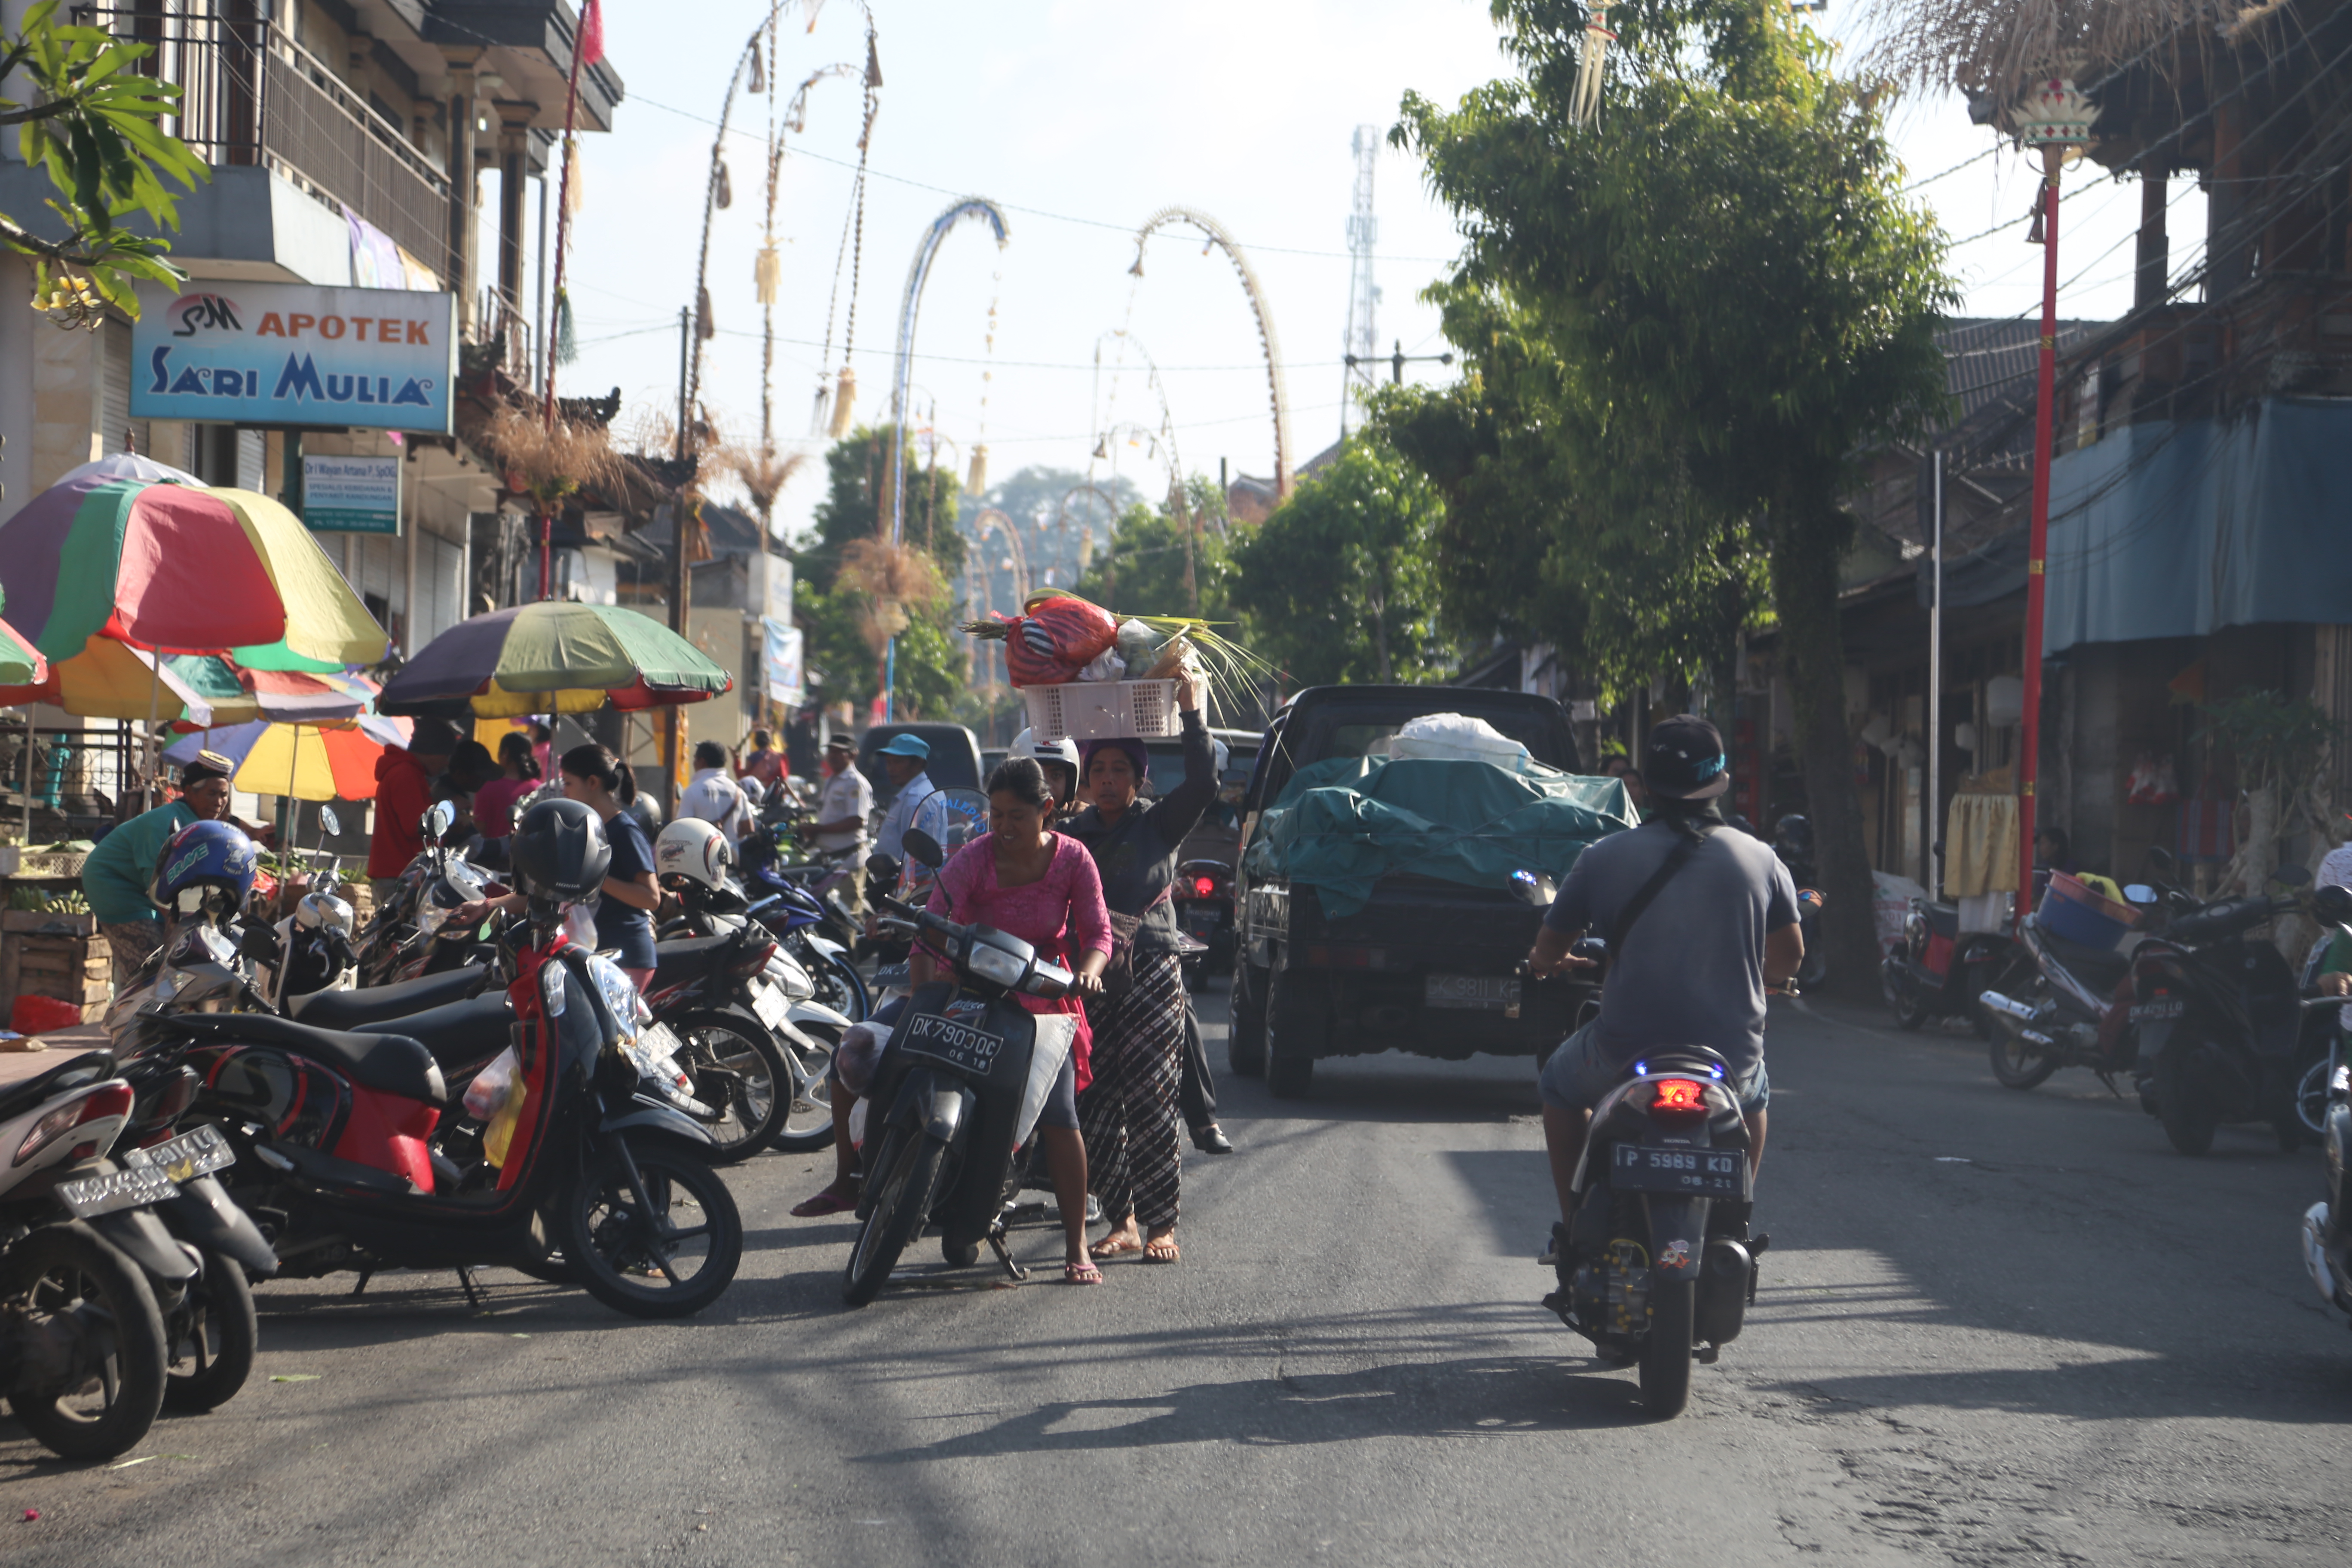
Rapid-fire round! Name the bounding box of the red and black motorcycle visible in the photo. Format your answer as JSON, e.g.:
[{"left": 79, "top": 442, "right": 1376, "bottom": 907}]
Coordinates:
[{"left": 117, "top": 902, "right": 743, "bottom": 1318}]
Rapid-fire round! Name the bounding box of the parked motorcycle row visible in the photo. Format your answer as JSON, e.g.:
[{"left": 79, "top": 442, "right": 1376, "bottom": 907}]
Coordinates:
[
  {"left": 0, "top": 797, "right": 873, "bottom": 1463},
  {"left": 1876, "top": 846, "right": 2352, "bottom": 1339}
]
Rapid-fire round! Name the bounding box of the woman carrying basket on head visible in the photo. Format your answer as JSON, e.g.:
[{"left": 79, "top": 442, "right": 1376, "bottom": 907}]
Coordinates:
[{"left": 1067, "top": 675, "right": 1216, "bottom": 1264}]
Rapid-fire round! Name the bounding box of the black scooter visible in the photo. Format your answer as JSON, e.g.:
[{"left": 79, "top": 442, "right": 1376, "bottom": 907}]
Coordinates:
[
  {"left": 1538, "top": 937, "right": 1764, "bottom": 1420},
  {"left": 841, "top": 830, "right": 1078, "bottom": 1307},
  {"left": 2130, "top": 853, "right": 2332, "bottom": 1154},
  {"left": 1882, "top": 897, "right": 2024, "bottom": 1035}
]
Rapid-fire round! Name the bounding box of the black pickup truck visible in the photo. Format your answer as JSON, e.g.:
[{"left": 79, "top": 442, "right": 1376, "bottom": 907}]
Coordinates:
[{"left": 1228, "top": 685, "right": 1594, "bottom": 1097}]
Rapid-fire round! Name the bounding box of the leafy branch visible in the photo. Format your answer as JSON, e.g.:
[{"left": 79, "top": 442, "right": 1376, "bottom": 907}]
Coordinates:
[{"left": 0, "top": 1, "right": 209, "bottom": 326}]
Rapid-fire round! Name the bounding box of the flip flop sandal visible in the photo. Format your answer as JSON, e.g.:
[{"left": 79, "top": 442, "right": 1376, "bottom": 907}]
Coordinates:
[
  {"left": 1064, "top": 1259, "right": 1104, "bottom": 1285},
  {"left": 1143, "top": 1238, "right": 1180, "bottom": 1264},
  {"left": 790, "top": 1189, "right": 858, "bottom": 1218},
  {"left": 1090, "top": 1233, "right": 1144, "bottom": 1259}
]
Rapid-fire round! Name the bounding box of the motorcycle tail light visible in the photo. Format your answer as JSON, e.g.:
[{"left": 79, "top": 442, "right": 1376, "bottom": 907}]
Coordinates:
[
  {"left": 1194, "top": 876, "right": 1216, "bottom": 898},
  {"left": 1651, "top": 1078, "right": 1709, "bottom": 1119},
  {"left": 729, "top": 940, "right": 781, "bottom": 978},
  {"left": 14, "top": 1082, "right": 134, "bottom": 1167}
]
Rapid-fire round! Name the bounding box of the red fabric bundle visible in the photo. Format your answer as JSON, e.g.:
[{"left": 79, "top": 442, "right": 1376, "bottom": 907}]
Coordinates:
[{"left": 996, "top": 593, "right": 1119, "bottom": 687}]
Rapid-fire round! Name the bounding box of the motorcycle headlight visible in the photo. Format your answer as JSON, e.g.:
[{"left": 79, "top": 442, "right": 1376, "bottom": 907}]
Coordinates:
[
  {"left": 586, "top": 951, "right": 652, "bottom": 1045},
  {"left": 416, "top": 902, "right": 450, "bottom": 938},
  {"left": 767, "top": 953, "right": 816, "bottom": 1001},
  {"left": 967, "top": 943, "right": 1026, "bottom": 989}
]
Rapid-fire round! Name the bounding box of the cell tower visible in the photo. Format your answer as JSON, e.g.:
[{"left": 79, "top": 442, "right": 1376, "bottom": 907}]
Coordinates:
[{"left": 1341, "top": 124, "right": 1379, "bottom": 439}]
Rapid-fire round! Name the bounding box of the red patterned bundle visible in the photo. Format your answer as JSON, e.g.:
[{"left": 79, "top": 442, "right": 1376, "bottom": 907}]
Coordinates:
[{"left": 962, "top": 590, "right": 1120, "bottom": 687}]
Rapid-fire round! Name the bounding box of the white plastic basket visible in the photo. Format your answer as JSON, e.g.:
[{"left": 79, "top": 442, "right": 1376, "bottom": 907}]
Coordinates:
[{"left": 1022, "top": 679, "right": 1180, "bottom": 742}]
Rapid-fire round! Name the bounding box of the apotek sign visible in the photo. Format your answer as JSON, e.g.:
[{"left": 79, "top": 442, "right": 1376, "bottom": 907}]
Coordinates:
[{"left": 131, "top": 282, "right": 456, "bottom": 434}]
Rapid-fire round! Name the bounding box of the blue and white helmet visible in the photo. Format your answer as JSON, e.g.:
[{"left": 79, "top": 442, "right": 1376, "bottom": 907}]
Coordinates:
[{"left": 151, "top": 819, "right": 259, "bottom": 913}]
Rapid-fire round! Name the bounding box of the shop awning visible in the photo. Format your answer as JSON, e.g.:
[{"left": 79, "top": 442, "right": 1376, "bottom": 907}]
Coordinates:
[{"left": 2040, "top": 398, "right": 2352, "bottom": 655}]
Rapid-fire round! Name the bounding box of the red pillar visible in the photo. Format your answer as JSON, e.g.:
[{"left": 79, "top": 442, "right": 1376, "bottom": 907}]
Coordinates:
[{"left": 2018, "top": 149, "right": 2061, "bottom": 922}]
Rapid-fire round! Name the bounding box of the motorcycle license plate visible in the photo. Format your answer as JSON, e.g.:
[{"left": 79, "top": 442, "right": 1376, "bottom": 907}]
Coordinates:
[
  {"left": 901, "top": 1012, "right": 1005, "bottom": 1076},
  {"left": 55, "top": 1162, "right": 181, "bottom": 1219},
  {"left": 749, "top": 980, "right": 788, "bottom": 1030},
  {"left": 1425, "top": 974, "right": 1520, "bottom": 1011},
  {"left": 124, "top": 1123, "right": 233, "bottom": 1185},
  {"left": 2132, "top": 996, "right": 2185, "bottom": 1023},
  {"left": 1611, "top": 1143, "right": 1745, "bottom": 1199},
  {"left": 1182, "top": 905, "right": 1221, "bottom": 934}
]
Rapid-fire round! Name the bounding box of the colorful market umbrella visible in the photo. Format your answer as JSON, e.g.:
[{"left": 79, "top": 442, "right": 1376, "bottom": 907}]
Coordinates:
[
  {"left": 0, "top": 469, "right": 386, "bottom": 671},
  {"left": 0, "top": 645, "right": 366, "bottom": 726},
  {"left": 378, "top": 602, "right": 731, "bottom": 720},
  {"left": 163, "top": 715, "right": 404, "bottom": 802},
  {"left": 0, "top": 589, "right": 45, "bottom": 688}
]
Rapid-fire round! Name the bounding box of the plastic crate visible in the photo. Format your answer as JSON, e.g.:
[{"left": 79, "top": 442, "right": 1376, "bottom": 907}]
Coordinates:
[{"left": 1022, "top": 679, "right": 1180, "bottom": 742}]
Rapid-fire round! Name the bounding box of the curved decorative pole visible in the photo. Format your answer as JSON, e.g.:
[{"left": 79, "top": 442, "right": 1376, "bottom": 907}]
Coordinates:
[
  {"left": 971, "top": 506, "right": 1030, "bottom": 605},
  {"left": 1130, "top": 206, "right": 1292, "bottom": 497},
  {"left": 882, "top": 196, "right": 1010, "bottom": 720}
]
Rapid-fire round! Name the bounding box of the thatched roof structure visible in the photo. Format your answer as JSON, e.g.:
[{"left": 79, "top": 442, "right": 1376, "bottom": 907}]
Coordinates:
[{"left": 1857, "top": 0, "right": 2292, "bottom": 99}]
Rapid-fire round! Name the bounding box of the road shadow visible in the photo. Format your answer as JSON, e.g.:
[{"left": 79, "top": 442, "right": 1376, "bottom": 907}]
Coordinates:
[{"left": 850, "top": 1353, "right": 1648, "bottom": 1463}]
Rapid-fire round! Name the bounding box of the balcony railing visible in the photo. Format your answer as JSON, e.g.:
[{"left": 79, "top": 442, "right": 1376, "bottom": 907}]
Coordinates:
[{"left": 73, "top": 5, "right": 453, "bottom": 287}]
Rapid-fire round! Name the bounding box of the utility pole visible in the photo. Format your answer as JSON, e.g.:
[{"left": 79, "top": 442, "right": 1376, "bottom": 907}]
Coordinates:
[
  {"left": 1347, "top": 338, "right": 1453, "bottom": 389},
  {"left": 667, "top": 304, "right": 693, "bottom": 823},
  {"left": 1341, "top": 124, "right": 1380, "bottom": 442}
]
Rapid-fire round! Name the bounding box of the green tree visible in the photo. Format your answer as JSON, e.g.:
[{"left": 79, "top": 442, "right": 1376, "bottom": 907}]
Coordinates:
[
  {"left": 800, "top": 425, "right": 965, "bottom": 592},
  {"left": 1074, "top": 476, "right": 1244, "bottom": 625},
  {"left": 2, "top": 2, "right": 207, "bottom": 323},
  {"left": 1393, "top": 0, "right": 1954, "bottom": 986},
  {"left": 791, "top": 425, "right": 967, "bottom": 720},
  {"left": 1229, "top": 437, "right": 1454, "bottom": 687}
]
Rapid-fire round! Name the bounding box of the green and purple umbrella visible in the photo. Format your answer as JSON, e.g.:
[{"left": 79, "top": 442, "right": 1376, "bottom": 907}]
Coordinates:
[{"left": 377, "top": 601, "right": 732, "bottom": 720}]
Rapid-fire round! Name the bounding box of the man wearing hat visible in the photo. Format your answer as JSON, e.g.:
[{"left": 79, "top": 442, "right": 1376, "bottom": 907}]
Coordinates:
[
  {"left": 872, "top": 732, "right": 955, "bottom": 909},
  {"left": 85, "top": 751, "right": 239, "bottom": 995},
  {"left": 811, "top": 732, "right": 875, "bottom": 914},
  {"left": 1524, "top": 716, "right": 1806, "bottom": 1245}
]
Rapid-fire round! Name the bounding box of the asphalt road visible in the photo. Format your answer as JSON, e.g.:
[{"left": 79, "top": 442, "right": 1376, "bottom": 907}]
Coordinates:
[{"left": 6, "top": 985, "right": 2352, "bottom": 1566}]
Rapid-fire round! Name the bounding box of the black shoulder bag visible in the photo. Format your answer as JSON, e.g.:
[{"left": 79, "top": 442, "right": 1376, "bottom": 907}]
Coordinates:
[{"left": 1605, "top": 825, "right": 1716, "bottom": 953}]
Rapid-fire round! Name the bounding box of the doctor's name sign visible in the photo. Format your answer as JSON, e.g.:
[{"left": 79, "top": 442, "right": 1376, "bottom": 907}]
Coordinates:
[{"left": 132, "top": 282, "right": 457, "bottom": 435}]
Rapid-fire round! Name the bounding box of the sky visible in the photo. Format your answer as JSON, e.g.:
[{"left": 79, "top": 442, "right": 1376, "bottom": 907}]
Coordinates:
[{"left": 546, "top": 0, "right": 2195, "bottom": 554}]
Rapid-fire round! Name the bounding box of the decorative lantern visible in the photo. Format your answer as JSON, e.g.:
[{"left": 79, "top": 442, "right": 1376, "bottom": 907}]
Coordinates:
[
  {"left": 2007, "top": 74, "right": 2099, "bottom": 149},
  {"left": 1571, "top": 2, "right": 1615, "bottom": 128}
]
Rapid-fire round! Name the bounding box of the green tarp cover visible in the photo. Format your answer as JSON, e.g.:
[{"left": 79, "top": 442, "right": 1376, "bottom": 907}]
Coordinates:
[{"left": 1243, "top": 756, "right": 1637, "bottom": 918}]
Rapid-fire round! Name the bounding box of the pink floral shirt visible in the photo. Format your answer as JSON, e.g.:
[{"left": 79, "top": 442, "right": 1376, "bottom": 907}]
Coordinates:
[{"left": 927, "top": 833, "right": 1112, "bottom": 1086}]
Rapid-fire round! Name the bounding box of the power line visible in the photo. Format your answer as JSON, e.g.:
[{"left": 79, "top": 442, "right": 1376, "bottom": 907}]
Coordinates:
[{"left": 628, "top": 94, "right": 1462, "bottom": 266}]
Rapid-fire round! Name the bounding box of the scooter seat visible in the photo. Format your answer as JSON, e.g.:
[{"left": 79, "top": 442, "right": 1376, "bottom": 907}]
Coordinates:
[
  {"left": 1629, "top": 1044, "right": 1736, "bottom": 1077},
  {"left": 351, "top": 992, "right": 513, "bottom": 1075},
  {"left": 2040, "top": 925, "right": 2132, "bottom": 992},
  {"left": 292, "top": 966, "right": 489, "bottom": 1031},
  {"left": 1922, "top": 902, "right": 1960, "bottom": 940},
  {"left": 652, "top": 934, "right": 738, "bottom": 986},
  {"left": 171, "top": 1014, "right": 448, "bottom": 1106}
]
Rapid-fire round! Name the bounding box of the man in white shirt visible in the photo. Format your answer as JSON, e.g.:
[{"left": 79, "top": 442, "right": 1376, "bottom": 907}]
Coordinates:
[
  {"left": 680, "top": 741, "right": 754, "bottom": 844},
  {"left": 813, "top": 732, "right": 875, "bottom": 912}
]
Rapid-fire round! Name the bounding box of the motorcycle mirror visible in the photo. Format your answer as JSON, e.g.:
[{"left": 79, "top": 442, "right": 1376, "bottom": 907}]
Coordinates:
[
  {"left": 2147, "top": 845, "right": 2177, "bottom": 878},
  {"left": 902, "top": 828, "right": 946, "bottom": 870},
  {"left": 425, "top": 800, "right": 456, "bottom": 842},
  {"left": 2315, "top": 884, "right": 2352, "bottom": 926},
  {"left": 2276, "top": 863, "right": 2313, "bottom": 888},
  {"left": 865, "top": 852, "right": 901, "bottom": 883},
  {"left": 2122, "top": 883, "right": 2160, "bottom": 906},
  {"left": 318, "top": 803, "right": 342, "bottom": 839}
]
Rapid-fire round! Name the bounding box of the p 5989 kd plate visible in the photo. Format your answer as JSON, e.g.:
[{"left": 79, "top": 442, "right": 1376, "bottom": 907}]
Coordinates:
[{"left": 1610, "top": 1142, "right": 1744, "bottom": 1199}]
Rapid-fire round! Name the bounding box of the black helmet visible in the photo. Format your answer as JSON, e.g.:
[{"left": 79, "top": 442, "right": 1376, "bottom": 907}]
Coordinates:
[
  {"left": 511, "top": 797, "right": 611, "bottom": 900},
  {"left": 1773, "top": 814, "right": 1814, "bottom": 857}
]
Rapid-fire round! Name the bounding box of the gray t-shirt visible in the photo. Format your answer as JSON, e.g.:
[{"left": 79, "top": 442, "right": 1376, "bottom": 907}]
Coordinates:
[{"left": 1542, "top": 817, "right": 1800, "bottom": 1078}]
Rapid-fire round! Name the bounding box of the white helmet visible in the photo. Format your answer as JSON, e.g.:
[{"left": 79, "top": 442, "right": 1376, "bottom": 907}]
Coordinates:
[
  {"left": 1008, "top": 726, "right": 1081, "bottom": 802},
  {"left": 654, "top": 817, "right": 733, "bottom": 891}
]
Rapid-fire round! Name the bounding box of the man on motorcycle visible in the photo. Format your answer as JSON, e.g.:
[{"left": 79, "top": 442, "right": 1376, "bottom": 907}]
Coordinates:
[{"left": 1524, "top": 717, "right": 1803, "bottom": 1235}]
